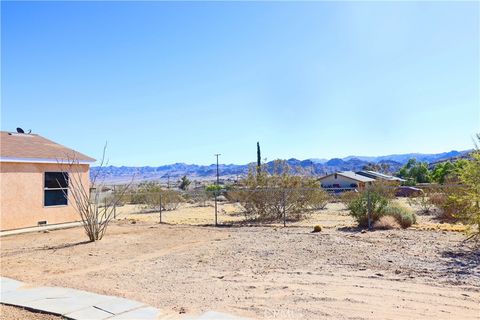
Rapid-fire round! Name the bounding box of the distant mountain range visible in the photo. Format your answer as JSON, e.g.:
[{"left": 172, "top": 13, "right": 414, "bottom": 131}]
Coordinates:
[{"left": 91, "top": 150, "right": 470, "bottom": 184}]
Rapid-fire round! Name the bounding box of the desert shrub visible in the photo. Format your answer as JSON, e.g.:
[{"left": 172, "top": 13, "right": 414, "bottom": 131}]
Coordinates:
[
  {"left": 313, "top": 225, "right": 322, "bottom": 232},
  {"left": 206, "top": 184, "right": 223, "bottom": 192},
  {"left": 161, "top": 189, "right": 183, "bottom": 210},
  {"left": 339, "top": 191, "right": 359, "bottom": 207},
  {"left": 347, "top": 190, "right": 389, "bottom": 227},
  {"left": 429, "top": 191, "right": 467, "bottom": 221},
  {"left": 225, "top": 189, "right": 243, "bottom": 202},
  {"left": 373, "top": 216, "right": 401, "bottom": 230},
  {"left": 407, "top": 192, "right": 434, "bottom": 214},
  {"left": 186, "top": 189, "right": 210, "bottom": 206},
  {"left": 384, "top": 203, "right": 416, "bottom": 228},
  {"left": 305, "top": 189, "right": 331, "bottom": 210},
  {"left": 129, "top": 182, "right": 183, "bottom": 211},
  {"left": 235, "top": 160, "right": 326, "bottom": 222},
  {"left": 110, "top": 185, "right": 130, "bottom": 206},
  {"left": 370, "top": 182, "right": 396, "bottom": 200}
]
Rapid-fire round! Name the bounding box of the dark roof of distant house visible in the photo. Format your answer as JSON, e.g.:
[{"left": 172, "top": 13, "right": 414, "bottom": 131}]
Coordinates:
[
  {"left": 356, "top": 170, "right": 406, "bottom": 182},
  {"left": 319, "top": 171, "right": 375, "bottom": 183},
  {"left": 0, "top": 131, "right": 95, "bottom": 163}
]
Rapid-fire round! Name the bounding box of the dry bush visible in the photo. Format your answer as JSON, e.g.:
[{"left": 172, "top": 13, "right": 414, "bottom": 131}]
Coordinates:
[
  {"left": 185, "top": 189, "right": 209, "bottom": 207},
  {"left": 225, "top": 189, "right": 243, "bottom": 203},
  {"left": 339, "top": 191, "right": 359, "bottom": 207},
  {"left": 407, "top": 192, "right": 434, "bottom": 214},
  {"left": 161, "top": 189, "right": 183, "bottom": 210},
  {"left": 129, "top": 182, "right": 183, "bottom": 211},
  {"left": 384, "top": 203, "right": 417, "bottom": 228},
  {"left": 373, "top": 216, "right": 401, "bottom": 230},
  {"left": 305, "top": 189, "right": 331, "bottom": 210},
  {"left": 235, "top": 161, "right": 327, "bottom": 222},
  {"left": 370, "top": 181, "right": 396, "bottom": 200},
  {"left": 429, "top": 189, "right": 467, "bottom": 222}
]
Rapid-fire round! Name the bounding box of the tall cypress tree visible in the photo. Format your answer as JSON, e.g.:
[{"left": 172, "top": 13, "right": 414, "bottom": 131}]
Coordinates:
[{"left": 257, "top": 142, "right": 261, "bottom": 176}]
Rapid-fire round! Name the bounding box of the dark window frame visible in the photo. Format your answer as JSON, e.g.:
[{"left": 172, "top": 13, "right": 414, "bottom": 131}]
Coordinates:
[{"left": 44, "top": 172, "right": 69, "bottom": 207}]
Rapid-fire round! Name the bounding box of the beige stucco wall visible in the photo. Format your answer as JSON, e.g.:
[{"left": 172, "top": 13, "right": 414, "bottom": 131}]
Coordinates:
[
  {"left": 0, "top": 162, "right": 90, "bottom": 231},
  {"left": 320, "top": 174, "right": 365, "bottom": 189}
]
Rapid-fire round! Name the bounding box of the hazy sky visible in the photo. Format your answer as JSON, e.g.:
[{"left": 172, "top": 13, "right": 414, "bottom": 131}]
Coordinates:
[{"left": 2, "top": 1, "right": 479, "bottom": 166}]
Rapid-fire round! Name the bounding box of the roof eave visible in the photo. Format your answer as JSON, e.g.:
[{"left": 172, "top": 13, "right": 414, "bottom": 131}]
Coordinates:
[{"left": 0, "top": 157, "right": 95, "bottom": 165}]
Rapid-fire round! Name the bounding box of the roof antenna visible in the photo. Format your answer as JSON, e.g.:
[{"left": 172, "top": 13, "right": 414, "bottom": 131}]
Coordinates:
[{"left": 16, "top": 127, "right": 25, "bottom": 134}]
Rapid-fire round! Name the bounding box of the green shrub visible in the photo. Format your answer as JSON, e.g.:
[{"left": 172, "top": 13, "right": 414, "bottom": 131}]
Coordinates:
[
  {"left": 384, "top": 203, "right": 417, "bottom": 228},
  {"left": 206, "top": 184, "right": 223, "bottom": 192},
  {"left": 348, "top": 190, "right": 389, "bottom": 227}
]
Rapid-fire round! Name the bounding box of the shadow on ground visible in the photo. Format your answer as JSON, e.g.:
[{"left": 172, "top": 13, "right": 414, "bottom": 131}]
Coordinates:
[
  {"left": 441, "top": 245, "right": 480, "bottom": 280},
  {"left": 42, "top": 240, "right": 92, "bottom": 251}
]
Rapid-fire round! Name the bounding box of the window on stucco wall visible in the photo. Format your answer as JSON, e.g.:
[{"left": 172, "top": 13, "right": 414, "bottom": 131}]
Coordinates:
[{"left": 44, "top": 172, "right": 69, "bottom": 206}]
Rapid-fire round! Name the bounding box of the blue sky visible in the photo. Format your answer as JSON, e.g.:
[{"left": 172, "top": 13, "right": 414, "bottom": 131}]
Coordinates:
[{"left": 1, "top": 1, "right": 479, "bottom": 166}]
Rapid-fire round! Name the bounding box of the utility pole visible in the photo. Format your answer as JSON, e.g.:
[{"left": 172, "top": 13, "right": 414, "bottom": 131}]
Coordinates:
[{"left": 214, "top": 154, "right": 221, "bottom": 185}]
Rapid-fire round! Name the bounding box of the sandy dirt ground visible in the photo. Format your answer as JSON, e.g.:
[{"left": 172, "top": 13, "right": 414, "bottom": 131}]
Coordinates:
[
  {"left": 115, "top": 201, "right": 368, "bottom": 228},
  {"left": 115, "top": 199, "right": 467, "bottom": 232},
  {"left": 1, "top": 218, "right": 479, "bottom": 320},
  {"left": 0, "top": 304, "right": 62, "bottom": 320}
]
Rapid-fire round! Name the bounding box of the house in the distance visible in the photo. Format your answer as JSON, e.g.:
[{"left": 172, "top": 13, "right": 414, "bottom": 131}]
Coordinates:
[
  {"left": 319, "top": 171, "right": 375, "bottom": 192},
  {"left": 355, "top": 170, "right": 405, "bottom": 184},
  {"left": 0, "top": 130, "right": 95, "bottom": 231}
]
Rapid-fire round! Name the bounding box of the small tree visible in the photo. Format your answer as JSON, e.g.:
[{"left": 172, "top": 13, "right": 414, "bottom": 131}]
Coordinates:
[
  {"left": 398, "top": 159, "right": 431, "bottom": 184},
  {"left": 179, "top": 175, "right": 191, "bottom": 191},
  {"left": 431, "top": 161, "right": 457, "bottom": 184},
  {"left": 455, "top": 138, "right": 480, "bottom": 240}
]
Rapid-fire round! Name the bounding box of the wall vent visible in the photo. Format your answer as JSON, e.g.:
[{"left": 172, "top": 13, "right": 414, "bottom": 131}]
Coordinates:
[{"left": 38, "top": 221, "right": 47, "bottom": 226}]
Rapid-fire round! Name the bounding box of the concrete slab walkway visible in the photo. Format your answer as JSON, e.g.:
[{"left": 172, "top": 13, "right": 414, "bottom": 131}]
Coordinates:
[
  {"left": 0, "top": 222, "right": 83, "bottom": 237},
  {"left": 0, "top": 277, "right": 247, "bottom": 320}
]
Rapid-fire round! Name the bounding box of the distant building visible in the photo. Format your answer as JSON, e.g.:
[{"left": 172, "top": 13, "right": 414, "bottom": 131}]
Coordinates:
[
  {"left": 318, "top": 171, "right": 375, "bottom": 192},
  {"left": 0, "top": 131, "right": 95, "bottom": 231},
  {"left": 355, "top": 170, "right": 405, "bottom": 183}
]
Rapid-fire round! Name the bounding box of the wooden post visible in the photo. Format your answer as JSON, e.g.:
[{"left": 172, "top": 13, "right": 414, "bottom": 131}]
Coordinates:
[{"left": 283, "top": 189, "right": 286, "bottom": 228}]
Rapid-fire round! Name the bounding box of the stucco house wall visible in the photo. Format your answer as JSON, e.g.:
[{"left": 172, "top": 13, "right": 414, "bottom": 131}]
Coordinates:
[
  {"left": 0, "top": 162, "right": 90, "bottom": 231},
  {"left": 320, "top": 174, "right": 361, "bottom": 189}
]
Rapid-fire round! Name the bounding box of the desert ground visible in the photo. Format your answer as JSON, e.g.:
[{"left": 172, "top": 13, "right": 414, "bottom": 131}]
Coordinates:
[
  {"left": 1, "top": 203, "right": 479, "bottom": 320},
  {"left": 0, "top": 304, "right": 61, "bottom": 320},
  {"left": 113, "top": 199, "right": 467, "bottom": 231}
]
